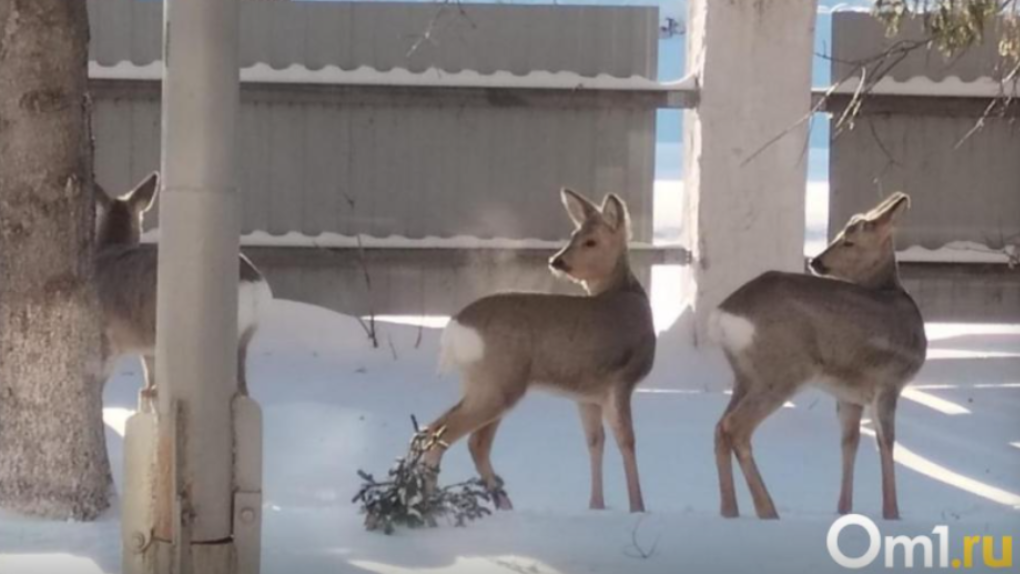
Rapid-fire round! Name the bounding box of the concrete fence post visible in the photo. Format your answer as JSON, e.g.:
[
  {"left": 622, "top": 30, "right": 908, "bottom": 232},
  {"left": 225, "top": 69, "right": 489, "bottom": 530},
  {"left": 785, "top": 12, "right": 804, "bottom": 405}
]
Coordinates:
[{"left": 683, "top": 0, "right": 818, "bottom": 343}]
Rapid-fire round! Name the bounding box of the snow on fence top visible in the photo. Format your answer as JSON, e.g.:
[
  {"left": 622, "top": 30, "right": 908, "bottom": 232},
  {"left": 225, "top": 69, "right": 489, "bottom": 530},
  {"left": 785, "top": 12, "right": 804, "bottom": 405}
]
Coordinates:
[
  {"left": 90, "top": 61, "right": 697, "bottom": 94},
  {"left": 93, "top": 60, "right": 1012, "bottom": 102},
  {"left": 828, "top": 76, "right": 1018, "bottom": 99},
  {"left": 140, "top": 229, "right": 690, "bottom": 260},
  {"left": 138, "top": 230, "right": 1012, "bottom": 266},
  {"left": 92, "top": 59, "right": 1011, "bottom": 102}
]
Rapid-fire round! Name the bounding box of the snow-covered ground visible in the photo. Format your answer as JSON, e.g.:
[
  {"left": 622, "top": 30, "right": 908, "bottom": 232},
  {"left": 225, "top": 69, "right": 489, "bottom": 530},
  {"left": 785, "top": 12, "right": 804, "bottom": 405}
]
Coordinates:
[{"left": 1, "top": 296, "right": 1017, "bottom": 574}]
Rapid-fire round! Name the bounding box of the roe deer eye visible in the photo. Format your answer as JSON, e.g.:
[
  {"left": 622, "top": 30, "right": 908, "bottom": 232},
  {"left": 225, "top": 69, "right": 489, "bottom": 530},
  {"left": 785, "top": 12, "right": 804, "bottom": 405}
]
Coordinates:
[
  {"left": 584, "top": 239, "right": 597, "bottom": 248},
  {"left": 843, "top": 240, "right": 855, "bottom": 248}
]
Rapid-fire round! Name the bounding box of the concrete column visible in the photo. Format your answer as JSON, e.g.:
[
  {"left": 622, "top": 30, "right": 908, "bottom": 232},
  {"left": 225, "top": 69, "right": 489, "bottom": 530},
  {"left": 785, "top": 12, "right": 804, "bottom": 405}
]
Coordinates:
[{"left": 683, "top": 0, "right": 818, "bottom": 342}]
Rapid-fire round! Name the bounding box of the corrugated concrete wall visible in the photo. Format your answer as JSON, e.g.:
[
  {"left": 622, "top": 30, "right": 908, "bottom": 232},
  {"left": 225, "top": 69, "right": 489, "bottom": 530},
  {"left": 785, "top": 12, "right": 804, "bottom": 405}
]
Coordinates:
[
  {"left": 244, "top": 247, "right": 659, "bottom": 318},
  {"left": 830, "top": 12, "right": 1006, "bottom": 82},
  {"left": 830, "top": 113, "right": 1019, "bottom": 250},
  {"left": 829, "top": 13, "right": 1019, "bottom": 322},
  {"left": 88, "top": 0, "right": 658, "bottom": 77},
  {"left": 92, "top": 84, "right": 657, "bottom": 241},
  {"left": 901, "top": 263, "right": 1020, "bottom": 322},
  {"left": 829, "top": 13, "right": 1020, "bottom": 251},
  {"left": 89, "top": 0, "right": 658, "bottom": 242}
]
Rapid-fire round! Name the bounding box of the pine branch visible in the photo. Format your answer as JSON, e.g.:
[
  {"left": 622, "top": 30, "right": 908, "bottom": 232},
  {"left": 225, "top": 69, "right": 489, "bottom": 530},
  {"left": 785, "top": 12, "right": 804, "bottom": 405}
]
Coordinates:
[{"left": 353, "top": 416, "right": 495, "bottom": 534}]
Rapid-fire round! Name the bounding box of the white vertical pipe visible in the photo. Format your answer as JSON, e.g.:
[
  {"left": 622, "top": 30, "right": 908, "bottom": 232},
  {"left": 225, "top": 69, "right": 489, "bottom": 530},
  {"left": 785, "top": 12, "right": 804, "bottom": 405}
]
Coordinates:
[{"left": 156, "top": 0, "right": 240, "bottom": 542}]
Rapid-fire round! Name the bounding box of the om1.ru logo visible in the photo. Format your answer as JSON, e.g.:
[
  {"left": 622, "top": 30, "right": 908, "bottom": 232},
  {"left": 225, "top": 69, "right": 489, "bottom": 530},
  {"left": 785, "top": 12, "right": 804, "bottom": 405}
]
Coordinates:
[{"left": 827, "top": 514, "right": 1013, "bottom": 569}]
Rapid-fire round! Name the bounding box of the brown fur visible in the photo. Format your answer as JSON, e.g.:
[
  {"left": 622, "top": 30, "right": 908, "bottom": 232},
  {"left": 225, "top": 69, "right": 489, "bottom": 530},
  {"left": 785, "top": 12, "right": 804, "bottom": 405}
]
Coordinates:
[
  {"left": 713, "top": 192, "right": 926, "bottom": 520},
  {"left": 95, "top": 172, "right": 269, "bottom": 402},
  {"left": 425, "top": 189, "right": 656, "bottom": 512}
]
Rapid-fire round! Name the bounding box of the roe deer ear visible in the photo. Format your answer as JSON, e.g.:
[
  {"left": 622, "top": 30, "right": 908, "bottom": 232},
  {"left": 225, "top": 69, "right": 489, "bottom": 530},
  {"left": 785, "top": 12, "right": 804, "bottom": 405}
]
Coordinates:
[
  {"left": 866, "top": 192, "right": 910, "bottom": 238},
  {"left": 866, "top": 192, "right": 910, "bottom": 225},
  {"left": 561, "top": 187, "right": 599, "bottom": 227},
  {"left": 127, "top": 172, "right": 160, "bottom": 213},
  {"left": 600, "top": 193, "right": 630, "bottom": 235},
  {"left": 94, "top": 181, "right": 112, "bottom": 210}
]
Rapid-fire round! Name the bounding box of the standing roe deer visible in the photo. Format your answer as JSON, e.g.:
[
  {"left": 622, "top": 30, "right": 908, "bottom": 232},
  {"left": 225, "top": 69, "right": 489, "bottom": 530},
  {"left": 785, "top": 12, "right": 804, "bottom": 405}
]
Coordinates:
[
  {"left": 95, "top": 172, "right": 273, "bottom": 403},
  {"left": 711, "top": 192, "right": 926, "bottom": 520},
  {"left": 426, "top": 189, "right": 656, "bottom": 512}
]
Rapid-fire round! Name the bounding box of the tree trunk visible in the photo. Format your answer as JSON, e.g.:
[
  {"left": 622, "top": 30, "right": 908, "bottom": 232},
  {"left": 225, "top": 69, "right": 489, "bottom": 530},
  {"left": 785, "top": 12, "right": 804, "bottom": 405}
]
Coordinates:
[{"left": 0, "top": 0, "right": 111, "bottom": 520}]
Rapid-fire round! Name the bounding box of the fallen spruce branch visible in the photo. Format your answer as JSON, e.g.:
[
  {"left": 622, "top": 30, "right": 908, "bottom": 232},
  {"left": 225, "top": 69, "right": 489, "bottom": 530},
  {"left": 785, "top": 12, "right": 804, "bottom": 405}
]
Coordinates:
[{"left": 353, "top": 416, "right": 496, "bottom": 534}]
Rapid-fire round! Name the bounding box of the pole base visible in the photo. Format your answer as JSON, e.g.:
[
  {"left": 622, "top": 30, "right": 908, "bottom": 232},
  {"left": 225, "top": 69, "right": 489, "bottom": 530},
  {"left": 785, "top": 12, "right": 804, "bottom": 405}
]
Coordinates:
[{"left": 121, "top": 395, "right": 263, "bottom": 574}]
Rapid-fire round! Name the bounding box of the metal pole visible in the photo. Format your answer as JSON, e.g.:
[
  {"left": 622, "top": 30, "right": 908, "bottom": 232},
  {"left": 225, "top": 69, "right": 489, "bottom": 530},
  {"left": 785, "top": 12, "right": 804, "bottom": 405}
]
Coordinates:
[
  {"left": 156, "top": 0, "right": 240, "bottom": 541},
  {"left": 121, "top": 0, "right": 258, "bottom": 570}
]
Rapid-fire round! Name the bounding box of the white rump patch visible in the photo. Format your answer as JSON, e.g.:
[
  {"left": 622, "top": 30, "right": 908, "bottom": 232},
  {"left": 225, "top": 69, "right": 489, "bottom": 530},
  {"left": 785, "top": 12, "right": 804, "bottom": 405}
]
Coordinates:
[
  {"left": 238, "top": 280, "right": 274, "bottom": 336},
  {"left": 438, "top": 320, "right": 485, "bottom": 373},
  {"left": 708, "top": 310, "right": 756, "bottom": 353}
]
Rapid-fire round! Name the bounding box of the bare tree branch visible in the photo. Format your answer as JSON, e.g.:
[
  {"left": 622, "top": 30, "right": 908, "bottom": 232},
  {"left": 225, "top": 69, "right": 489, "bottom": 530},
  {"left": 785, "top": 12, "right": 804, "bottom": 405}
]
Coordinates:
[
  {"left": 342, "top": 193, "right": 379, "bottom": 348},
  {"left": 405, "top": 1, "right": 478, "bottom": 60},
  {"left": 622, "top": 515, "right": 660, "bottom": 560},
  {"left": 747, "top": 3, "right": 1018, "bottom": 163}
]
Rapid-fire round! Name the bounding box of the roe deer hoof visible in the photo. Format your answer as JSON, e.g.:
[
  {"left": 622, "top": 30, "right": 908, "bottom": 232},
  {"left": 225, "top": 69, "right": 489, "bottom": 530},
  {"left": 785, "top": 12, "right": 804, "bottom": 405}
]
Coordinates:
[
  {"left": 488, "top": 475, "right": 513, "bottom": 510},
  {"left": 493, "top": 491, "right": 514, "bottom": 510}
]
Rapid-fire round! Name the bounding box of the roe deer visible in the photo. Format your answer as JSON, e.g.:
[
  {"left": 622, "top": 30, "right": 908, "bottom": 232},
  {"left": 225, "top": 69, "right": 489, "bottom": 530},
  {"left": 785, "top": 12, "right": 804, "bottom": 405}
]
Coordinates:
[
  {"left": 425, "top": 189, "right": 656, "bottom": 512},
  {"left": 711, "top": 192, "right": 926, "bottom": 520},
  {"left": 95, "top": 172, "right": 273, "bottom": 402}
]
